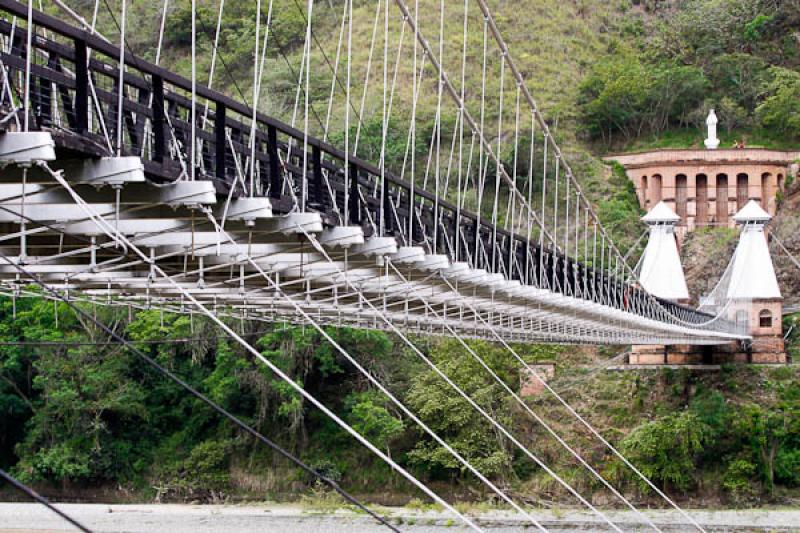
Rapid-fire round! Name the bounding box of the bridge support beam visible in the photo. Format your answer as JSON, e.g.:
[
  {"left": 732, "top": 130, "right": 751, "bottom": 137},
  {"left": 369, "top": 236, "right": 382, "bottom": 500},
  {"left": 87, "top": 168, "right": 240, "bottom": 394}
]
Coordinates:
[{"left": 0, "top": 132, "right": 56, "bottom": 165}]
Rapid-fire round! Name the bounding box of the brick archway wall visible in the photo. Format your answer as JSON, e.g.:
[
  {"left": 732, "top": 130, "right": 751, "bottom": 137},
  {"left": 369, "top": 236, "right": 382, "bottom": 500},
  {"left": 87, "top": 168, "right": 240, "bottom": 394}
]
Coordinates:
[{"left": 605, "top": 149, "right": 798, "bottom": 232}]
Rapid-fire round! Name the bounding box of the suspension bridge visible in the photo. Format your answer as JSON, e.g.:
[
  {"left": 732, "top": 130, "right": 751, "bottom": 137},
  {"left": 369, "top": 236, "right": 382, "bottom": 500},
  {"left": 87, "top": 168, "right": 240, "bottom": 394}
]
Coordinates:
[{"left": 0, "top": 0, "right": 777, "bottom": 531}]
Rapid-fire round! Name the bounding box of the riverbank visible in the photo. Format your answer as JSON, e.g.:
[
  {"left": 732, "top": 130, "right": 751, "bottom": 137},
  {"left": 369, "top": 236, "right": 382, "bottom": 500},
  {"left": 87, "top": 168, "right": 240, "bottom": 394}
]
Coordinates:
[{"left": 1, "top": 503, "right": 799, "bottom": 532}]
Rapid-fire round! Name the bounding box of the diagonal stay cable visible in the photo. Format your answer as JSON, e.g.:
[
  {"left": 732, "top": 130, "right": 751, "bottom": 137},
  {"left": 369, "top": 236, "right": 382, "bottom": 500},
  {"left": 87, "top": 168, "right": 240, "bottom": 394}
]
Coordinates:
[
  {"left": 33, "top": 163, "right": 482, "bottom": 532},
  {"left": 0, "top": 253, "right": 401, "bottom": 533},
  {"left": 296, "top": 225, "right": 641, "bottom": 530},
  {"left": 437, "top": 273, "right": 708, "bottom": 533},
  {"left": 0, "top": 468, "right": 93, "bottom": 533},
  {"left": 0, "top": 170, "right": 545, "bottom": 531},
  {"left": 194, "top": 213, "right": 551, "bottom": 532},
  {"left": 381, "top": 262, "right": 662, "bottom": 533},
  {"left": 291, "top": 227, "right": 622, "bottom": 532}
]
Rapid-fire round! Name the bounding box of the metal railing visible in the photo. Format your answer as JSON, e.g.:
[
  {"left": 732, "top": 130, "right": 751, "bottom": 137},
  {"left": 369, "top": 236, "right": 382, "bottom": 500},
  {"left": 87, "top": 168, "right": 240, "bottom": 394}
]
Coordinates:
[{"left": 0, "top": 0, "right": 731, "bottom": 331}]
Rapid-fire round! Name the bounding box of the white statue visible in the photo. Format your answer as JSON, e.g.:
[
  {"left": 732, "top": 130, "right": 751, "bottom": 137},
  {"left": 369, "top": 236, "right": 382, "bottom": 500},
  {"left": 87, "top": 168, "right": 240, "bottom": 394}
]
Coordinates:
[{"left": 704, "top": 109, "right": 719, "bottom": 149}]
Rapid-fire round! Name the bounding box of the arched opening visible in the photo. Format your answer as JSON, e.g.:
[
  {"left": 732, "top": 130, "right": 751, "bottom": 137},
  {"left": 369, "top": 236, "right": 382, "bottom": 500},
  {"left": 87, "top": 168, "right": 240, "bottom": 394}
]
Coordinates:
[
  {"left": 716, "top": 174, "right": 728, "bottom": 225},
  {"left": 650, "top": 174, "right": 662, "bottom": 204},
  {"left": 761, "top": 172, "right": 773, "bottom": 213},
  {"left": 696, "top": 174, "right": 708, "bottom": 226},
  {"left": 759, "top": 309, "right": 773, "bottom": 329},
  {"left": 761, "top": 173, "right": 772, "bottom": 206},
  {"left": 736, "top": 173, "right": 749, "bottom": 210},
  {"left": 641, "top": 175, "right": 649, "bottom": 206},
  {"left": 675, "top": 174, "right": 688, "bottom": 221}
]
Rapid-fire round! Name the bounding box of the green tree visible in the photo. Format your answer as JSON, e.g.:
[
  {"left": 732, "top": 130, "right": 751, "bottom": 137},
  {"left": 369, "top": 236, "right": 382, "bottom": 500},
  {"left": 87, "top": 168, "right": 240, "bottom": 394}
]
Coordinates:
[
  {"left": 733, "top": 403, "right": 800, "bottom": 491},
  {"left": 0, "top": 295, "right": 70, "bottom": 468},
  {"left": 579, "top": 53, "right": 707, "bottom": 141},
  {"left": 14, "top": 343, "right": 149, "bottom": 484},
  {"left": 578, "top": 54, "right": 652, "bottom": 141},
  {"left": 617, "top": 411, "right": 710, "bottom": 492},
  {"left": 756, "top": 67, "right": 800, "bottom": 139},
  {"left": 345, "top": 391, "right": 404, "bottom": 456},
  {"left": 717, "top": 96, "right": 750, "bottom": 133},
  {"left": 775, "top": 448, "right": 800, "bottom": 486},
  {"left": 706, "top": 53, "right": 769, "bottom": 112},
  {"left": 404, "top": 339, "right": 516, "bottom": 480}
]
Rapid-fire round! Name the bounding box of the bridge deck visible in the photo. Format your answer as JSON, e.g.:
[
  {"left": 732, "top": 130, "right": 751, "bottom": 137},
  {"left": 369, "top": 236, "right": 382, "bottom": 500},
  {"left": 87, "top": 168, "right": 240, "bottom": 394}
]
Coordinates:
[{"left": 0, "top": 0, "right": 745, "bottom": 345}]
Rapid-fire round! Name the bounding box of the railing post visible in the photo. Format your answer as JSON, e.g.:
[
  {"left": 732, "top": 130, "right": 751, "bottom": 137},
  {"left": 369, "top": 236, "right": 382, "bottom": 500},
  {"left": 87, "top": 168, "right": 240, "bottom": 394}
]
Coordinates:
[
  {"left": 523, "top": 242, "right": 531, "bottom": 285},
  {"left": 473, "top": 219, "right": 480, "bottom": 267},
  {"left": 151, "top": 75, "right": 166, "bottom": 163},
  {"left": 382, "top": 183, "right": 392, "bottom": 234},
  {"left": 36, "top": 56, "right": 55, "bottom": 126},
  {"left": 214, "top": 102, "right": 227, "bottom": 186},
  {"left": 267, "top": 125, "right": 281, "bottom": 199},
  {"left": 73, "top": 39, "right": 88, "bottom": 133},
  {"left": 349, "top": 162, "right": 360, "bottom": 225},
  {"left": 312, "top": 145, "right": 323, "bottom": 206},
  {"left": 450, "top": 211, "right": 458, "bottom": 261}
]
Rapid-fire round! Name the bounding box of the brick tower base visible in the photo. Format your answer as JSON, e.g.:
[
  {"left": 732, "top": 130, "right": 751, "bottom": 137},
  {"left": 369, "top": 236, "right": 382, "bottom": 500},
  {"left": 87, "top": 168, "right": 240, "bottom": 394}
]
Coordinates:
[
  {"left": 630, "top": 339, "right": 786, "bottom": 365},
  {"left": 631, "top": 298, "right": 787, "bottom": 366}
]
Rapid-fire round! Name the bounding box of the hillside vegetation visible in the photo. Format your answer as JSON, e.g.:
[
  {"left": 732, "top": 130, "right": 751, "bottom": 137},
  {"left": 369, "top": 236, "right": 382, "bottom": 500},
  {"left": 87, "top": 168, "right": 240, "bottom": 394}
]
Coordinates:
[
  {"left": 3, "top": 0, "right": 800, "bottom": 510},
  {"left": 578, "top": 0, "right": 800, "bottom": 151}
]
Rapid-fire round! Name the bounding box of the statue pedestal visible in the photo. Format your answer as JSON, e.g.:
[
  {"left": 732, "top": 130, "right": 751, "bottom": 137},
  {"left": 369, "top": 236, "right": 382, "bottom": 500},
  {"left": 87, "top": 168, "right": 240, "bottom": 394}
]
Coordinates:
[{"left": 704, "top": 138, "right": 720, "bottom": 150}]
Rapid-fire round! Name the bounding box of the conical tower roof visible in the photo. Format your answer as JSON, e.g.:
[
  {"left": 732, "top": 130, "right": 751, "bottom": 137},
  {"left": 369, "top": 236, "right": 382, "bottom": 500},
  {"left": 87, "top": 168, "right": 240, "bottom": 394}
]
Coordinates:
[
  {"left": 642, "top": 201, "right": 680, "bottom": 224},
  {"left": 726, "top": 201, "right": 781, "bottom": 300},
  {"left": 638, "top": 202, "right": 689, "bottom": 301},
  {"left": 733, "top": 199, "right": 771, "bottom": 224}
]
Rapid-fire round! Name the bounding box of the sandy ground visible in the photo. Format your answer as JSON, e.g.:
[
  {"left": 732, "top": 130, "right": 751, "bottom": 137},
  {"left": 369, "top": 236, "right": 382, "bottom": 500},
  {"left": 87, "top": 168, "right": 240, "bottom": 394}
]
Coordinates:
[{"left": 1, "top": 503, "right": 799, "bottom": 532}]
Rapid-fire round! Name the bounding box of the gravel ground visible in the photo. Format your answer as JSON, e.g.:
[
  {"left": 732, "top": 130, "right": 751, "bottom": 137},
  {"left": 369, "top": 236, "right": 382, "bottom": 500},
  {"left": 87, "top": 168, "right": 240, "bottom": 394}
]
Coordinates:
[{"left": 1, "top": 503, "right": 799, "bottom": 532}]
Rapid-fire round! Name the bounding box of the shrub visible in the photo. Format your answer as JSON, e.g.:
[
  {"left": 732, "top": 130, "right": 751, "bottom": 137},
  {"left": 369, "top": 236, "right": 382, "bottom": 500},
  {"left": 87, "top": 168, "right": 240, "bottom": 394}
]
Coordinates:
[
  {"left": 163, "top": 440, "right": 232, "bottom": 500},
  {"left": 618, "top": 411, "right": 710, "bottom": 492},
  {"left": 775, "top": 449, "right": 800, "bottom": 486},
  {"left": 344, "top": 391, "right": 405, "bottom": 455},
  {"left": 722, "top": 459, "right": 758, "bottom": 503},
  {"left": 405, "top": 339, "right": 516, "bottom": 480},
  {"left": 306, "top": 459, "right": 343, "bottom": 483}
]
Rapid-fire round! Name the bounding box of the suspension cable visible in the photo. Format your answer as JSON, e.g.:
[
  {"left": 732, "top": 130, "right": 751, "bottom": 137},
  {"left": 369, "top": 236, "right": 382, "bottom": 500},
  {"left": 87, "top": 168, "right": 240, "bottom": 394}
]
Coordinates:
[
  {"left": 289, "top": 230, "right": 622, "bottom": 532},
  {"left": 0, "top": 257, "right": 401, "bottom": 533},
  {"left": 438, "top": 271, "right": 708, "bottom": 533},
  {"left": 32, "top": 165, "right": 483, "bottom": 532}
]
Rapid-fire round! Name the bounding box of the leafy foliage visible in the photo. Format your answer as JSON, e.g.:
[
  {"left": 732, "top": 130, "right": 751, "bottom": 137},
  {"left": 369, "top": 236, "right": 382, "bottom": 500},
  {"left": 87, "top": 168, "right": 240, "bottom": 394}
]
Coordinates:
[
  {"left": 405, "top": 339, "right": 517, "bottom": 480},
  {"left": 4, "top": 0, "right": 800, "bottom": 508},
  {"left": 618, "top": 411, "right": 710, "bottom": 492},
  {"left": 578, "top": 51, "right": 707, "bottom": 141},
  {"left": 581, "top": 0, "right": 800, "bottom": 147},
  {"left": 755, "top": 67, "right": 800, "bottom": 139},
  {"left": 345, "top": 391, "right": 404, "bottom": 454}
]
